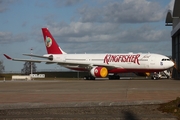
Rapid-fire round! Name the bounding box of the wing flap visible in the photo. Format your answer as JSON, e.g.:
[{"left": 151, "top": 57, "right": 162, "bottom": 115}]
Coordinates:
[
  {"left": 12, "top": 59, "right": 42, "bottom": 63},
  {"left": 23, "top": 54, "right": 51, "bottom": 59}
]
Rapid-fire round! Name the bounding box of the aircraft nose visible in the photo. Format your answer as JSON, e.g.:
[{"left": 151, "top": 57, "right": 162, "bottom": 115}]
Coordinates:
[{"left": 169, "top": 61, "right": 174, "bottom": 68}]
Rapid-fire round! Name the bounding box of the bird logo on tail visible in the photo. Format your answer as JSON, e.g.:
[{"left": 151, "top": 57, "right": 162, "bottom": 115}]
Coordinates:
[{"left": 45, "top": 37, "right": 52, "bottom": 48}]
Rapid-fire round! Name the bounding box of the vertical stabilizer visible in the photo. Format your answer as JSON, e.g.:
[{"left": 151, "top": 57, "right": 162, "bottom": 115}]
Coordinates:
[{"left": 42, "top": 28, "right": 63, "bottom": 54}]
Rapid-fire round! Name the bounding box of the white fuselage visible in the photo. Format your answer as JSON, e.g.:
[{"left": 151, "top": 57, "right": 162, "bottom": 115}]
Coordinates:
[{"left": 44, "top": 53, "right": 174, "bottom": 73}]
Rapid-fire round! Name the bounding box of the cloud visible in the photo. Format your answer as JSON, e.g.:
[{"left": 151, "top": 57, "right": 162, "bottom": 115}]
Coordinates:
[
  {"left": 79, "top": 0, "right": 165, "bottom": 23},
  {"left": 35, "top": 1, "right": 49, "bottom": 8},
  {"left": 44, "top": 21, "right": 170, "bottom": 45},
  {"left": 22, "top": 22, "right": 27, "bottom": 27},
  {"left": 43, "top": 14, "right": 58, "bottom": 23},
  {"left": 0, "top": 0, "right": 19, "bottom": 13},
  {"left": 45, "top": 22, "right": 119, "bottom": 42},
  {"left": 0, "top": 31, "right": 28, "bottom": 44},
  {"left": 167, "top": 0, "right": 175, "bottom": 11},
  {"left": 118, "top": 25, "right": 170, "bottom": 42},
  {"left": 53, "top": 0, "right": 83, "bottom": 7},
  {"left": 57, "top": 39, "right": 170, "bottom": 55},
  {"left": 0, "top": 32, "right": 12, "bottom": 43}
]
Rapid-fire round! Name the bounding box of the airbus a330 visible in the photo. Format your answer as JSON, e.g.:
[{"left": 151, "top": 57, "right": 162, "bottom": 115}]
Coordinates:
[{"left": 4, "top": 28, "right": 174, "bottom": 80}]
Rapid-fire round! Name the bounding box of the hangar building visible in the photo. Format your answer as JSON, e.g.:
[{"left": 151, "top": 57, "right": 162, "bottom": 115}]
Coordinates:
[{"left": 165, "top": 0, "right": 180, "bottom": 79}]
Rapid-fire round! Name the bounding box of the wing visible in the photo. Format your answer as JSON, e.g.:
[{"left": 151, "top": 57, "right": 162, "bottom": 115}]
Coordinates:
[
  {"left": 23, "top": 53, "right": 51, "bottom": 59},
  {"left": 3, "top": 54, "right": 52, "bottom": 63},
  {"left": 57, "top": 61, "right": 118, "bottom": 70},
  {"left": 4, "top": 54, "right": 119, "bottom": 70}
]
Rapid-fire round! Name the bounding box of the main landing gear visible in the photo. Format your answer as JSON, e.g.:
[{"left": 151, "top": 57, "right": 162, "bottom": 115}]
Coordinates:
[
  {"left": 83, "top": 74, "right": 120, "bottom": 80},
  {"left": 83, "top": 75, "right": 95, "bottom": 80},
  {"left": 108, "top": 74, "right": 120, "bottom": 80}
]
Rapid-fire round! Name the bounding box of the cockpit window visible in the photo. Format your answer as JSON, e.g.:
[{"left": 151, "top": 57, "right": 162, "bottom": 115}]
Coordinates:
[{"left": 161, "top": 59, "right": 170, "bottom": 61}]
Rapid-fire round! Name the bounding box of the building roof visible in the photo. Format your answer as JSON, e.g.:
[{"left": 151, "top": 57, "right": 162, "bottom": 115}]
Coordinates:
[
  {"left": 173, "top": 0, "right": 180, "bottom": 17},
  {"left": 165, "top": 10, "right": 173, "bottom": 24},
  {"left": 165, "top": 0, "right": 180, "bottom": 25}
]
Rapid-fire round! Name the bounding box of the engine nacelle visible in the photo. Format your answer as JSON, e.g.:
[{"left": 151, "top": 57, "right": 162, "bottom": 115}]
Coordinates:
[
  {"left": 90, "top": 67, "right": 108, "bottom": 78},
  {"left": 48, "top": 55, "right": 53, "bottom": 60}
]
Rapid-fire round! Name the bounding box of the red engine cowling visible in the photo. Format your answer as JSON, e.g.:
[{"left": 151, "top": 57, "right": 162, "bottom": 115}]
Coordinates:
[{"left": 90, "top": 67, "right": 108, "bottom": 78}]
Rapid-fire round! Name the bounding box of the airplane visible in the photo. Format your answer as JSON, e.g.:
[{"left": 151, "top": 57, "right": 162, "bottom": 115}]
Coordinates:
[{"left": 4, "top": 28, "right": 174, "bottom": 80}]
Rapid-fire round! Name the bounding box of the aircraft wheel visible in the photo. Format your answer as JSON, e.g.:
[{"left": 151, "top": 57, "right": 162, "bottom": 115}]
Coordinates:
[
  {"left": 151, "top": 76, "right": 157, "bottom": 80},
  {"left": 83, "top": 76, "right": 87, "bottom": 80},
  {"left": 108, "top": 75, "right": 120, "bottom": 80},
  {"left": 84, "top": 76, "right": 95, "bottom": 80}
]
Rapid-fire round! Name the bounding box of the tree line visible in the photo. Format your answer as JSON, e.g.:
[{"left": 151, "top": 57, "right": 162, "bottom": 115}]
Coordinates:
[{"left": 0, "top": 61, "right": 36, "bottom": 75}]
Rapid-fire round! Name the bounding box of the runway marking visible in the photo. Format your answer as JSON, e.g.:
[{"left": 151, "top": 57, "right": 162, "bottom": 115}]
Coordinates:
[
  {"left": 109, "top": 102, "right": 114, "bottom": 106},
  {"left": 99, "top": 102, "right": 103, "bottom": 106}
]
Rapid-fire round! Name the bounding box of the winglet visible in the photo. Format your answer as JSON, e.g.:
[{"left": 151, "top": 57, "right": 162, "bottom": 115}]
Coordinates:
[{"left": 3, "top": 54, "right": 12, "bottom": 60}]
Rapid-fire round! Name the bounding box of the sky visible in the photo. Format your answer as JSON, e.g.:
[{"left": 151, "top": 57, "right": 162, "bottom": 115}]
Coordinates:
[{"left": 0, "top": 0, "right": 175, "bottom": 72}]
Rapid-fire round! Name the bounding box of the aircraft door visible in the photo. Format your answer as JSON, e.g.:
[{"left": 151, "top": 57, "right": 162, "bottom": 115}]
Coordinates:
[
  {"left": 149, "top": 56, "right": 156, "bottom": 67},
  {"left": 145, "top": 59, "right": 150, "bottom": 68},
  {"left": 141, "top": 54, "right": 151, "bottom": 68}
]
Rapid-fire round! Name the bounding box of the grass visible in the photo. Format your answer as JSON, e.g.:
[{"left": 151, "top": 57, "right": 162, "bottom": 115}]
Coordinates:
[{"left": 158, "top": 97, "right": 180, "bottom": 120}]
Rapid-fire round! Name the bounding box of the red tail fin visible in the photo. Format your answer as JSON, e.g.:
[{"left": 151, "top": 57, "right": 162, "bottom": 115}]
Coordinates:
[{"left": 42, "top": 28, "right": 63, "bottom": 54}]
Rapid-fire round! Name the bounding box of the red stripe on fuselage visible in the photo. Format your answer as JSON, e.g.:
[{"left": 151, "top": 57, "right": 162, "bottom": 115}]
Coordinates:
[
  {"left": 66, "top": 67, "right": 165, "bottom": 73},
  {"left": 108, "top": 68, "right": 165, "bottom": 73}
]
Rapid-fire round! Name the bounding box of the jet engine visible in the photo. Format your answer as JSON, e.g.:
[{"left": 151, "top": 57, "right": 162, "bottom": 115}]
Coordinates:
[
  {"left": 90, "top": 67, "right": 108, "bottom": 78},
  {"left": 48, "top": 55, "right": 53, "bottom": 60}
]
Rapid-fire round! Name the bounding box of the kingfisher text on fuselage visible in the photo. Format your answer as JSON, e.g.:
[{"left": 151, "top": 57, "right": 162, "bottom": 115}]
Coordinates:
[{"left": 104, "top": 54, "right": 140, "bottom": 65}]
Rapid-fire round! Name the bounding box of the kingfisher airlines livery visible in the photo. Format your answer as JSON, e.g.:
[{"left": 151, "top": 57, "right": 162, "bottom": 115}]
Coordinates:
[{"left": 4, "top": 28, "right": 174, "bottom": 80}]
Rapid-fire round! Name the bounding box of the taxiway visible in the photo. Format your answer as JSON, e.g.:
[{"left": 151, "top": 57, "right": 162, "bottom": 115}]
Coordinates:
[{"left": 0, "top": 79, "right": 179, "bottom": 108}]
